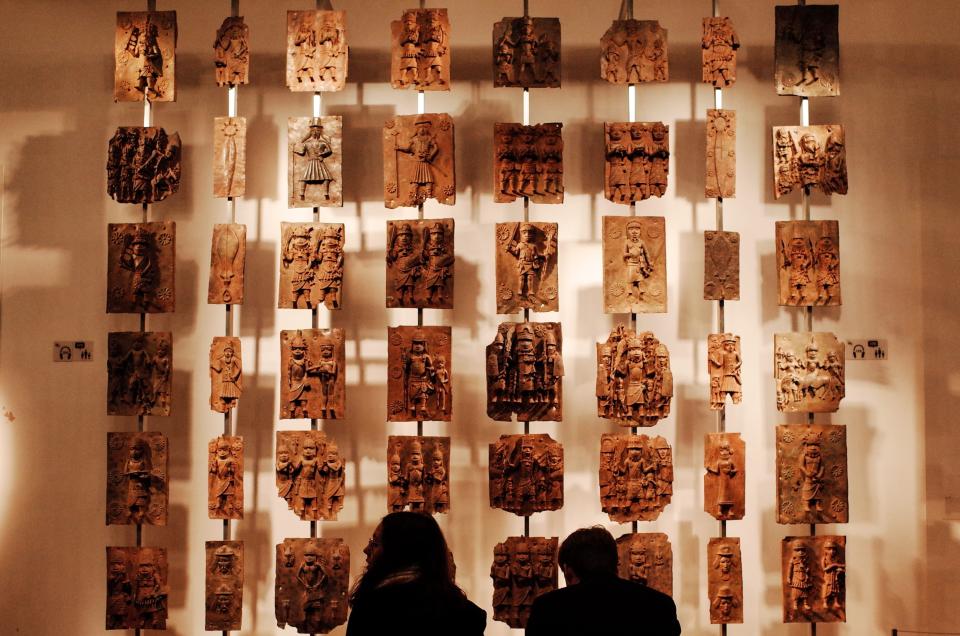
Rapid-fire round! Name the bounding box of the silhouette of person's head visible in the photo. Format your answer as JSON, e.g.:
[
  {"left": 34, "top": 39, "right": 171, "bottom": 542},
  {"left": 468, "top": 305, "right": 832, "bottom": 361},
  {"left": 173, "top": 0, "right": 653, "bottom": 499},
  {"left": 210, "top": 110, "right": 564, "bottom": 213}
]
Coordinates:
[
  {"left": 558, "top": 526, "right": 619, "bottom": 585},
  {"left": 351, "top": 512, "right": 461, "bottom": 606}
]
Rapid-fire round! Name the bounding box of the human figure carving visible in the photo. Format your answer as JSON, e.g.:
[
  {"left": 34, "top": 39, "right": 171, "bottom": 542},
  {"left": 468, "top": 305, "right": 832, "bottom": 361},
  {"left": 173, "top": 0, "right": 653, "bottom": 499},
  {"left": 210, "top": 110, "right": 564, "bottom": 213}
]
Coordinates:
[
  {"left": 293, "top": 120, "right": 334, "bottom": 201},
  {"left": 210, "top": 341, "right": 241, "bottom": 412},
  {"left": 208, "top": 438, "right": 239, "bottom": 517},
  {"left": 787, "top": 542, "right": 813, "bottom": 615}
]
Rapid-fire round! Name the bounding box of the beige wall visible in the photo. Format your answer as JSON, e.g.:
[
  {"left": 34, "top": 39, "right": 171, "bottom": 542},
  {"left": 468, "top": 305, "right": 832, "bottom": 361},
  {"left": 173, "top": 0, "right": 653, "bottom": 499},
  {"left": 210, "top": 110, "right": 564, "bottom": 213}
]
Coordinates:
[{"left": 0, "top": 0, "right": 957, "bottom": 634}]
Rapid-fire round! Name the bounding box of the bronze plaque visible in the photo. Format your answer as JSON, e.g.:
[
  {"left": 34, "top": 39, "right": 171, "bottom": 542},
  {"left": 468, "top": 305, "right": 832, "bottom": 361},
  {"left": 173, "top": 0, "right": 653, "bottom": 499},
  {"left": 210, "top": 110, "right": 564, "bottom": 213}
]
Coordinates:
[
  {"left": 775, "top": 331, "right": 845, "bottom": 414},
  {"left": 106, "top": 431, "right": 168, "bottom": 526},
  {"left": 704, "top": 230, "right": 740, "bottom": 301},
  {"left": 289, "top": 116, "right": 343, "bottom": 208},
  {"left": 114, "top": 11, "right": 177, "bottom": 102},
  {"left": 208, "top": 435, "right": 243, "bottom": 520},
  {"left": 278, "top": 222, "right": 344, "bottom": 310},
  {"left": 774, "top": 125, "right": 848, "bottom": 199},
  {"left": 209, "top": 336, "right": 242, "bottom": 413},
  {"left": 106, "top": 546, "right": 168, "bottom": 630},
  {"left": 280, "top": 328, "right": 345, "bottom": 420},
  {"left": 775, "top": 5, "right": 839, "bottom": 97},
  {"left": 492, "top": 17, "right": 561, "bottom": 88},
  {"left": 107, "top": 127, "right": 181, "bottom": 204},
  {"left": 706, "top": 109, "right": 736, "bottom": 198},
  {"left": 495, "top": 222, "right": 558, "bottom": 314},
  {"left": 708, "top": 537, "right": 743, "bottom": 624},
  {"left": 208, "top": 223, "right": 246, "bottom": 305},
  {"left": 205, "top": 541, "right": 243, "bottom": 631},
  {"left": 287, "top": 10, "right": 347, "bottom": 92},
  {"left": 386, "top": 219, "right": 455, "bottom": 309},
  {"left": 275, "top": 538, "right": 350, "bottom": 633},
  {"left": 776, "top": 220, "right": 841, "bottom": 306},
  {"left": 703, "top": 432, "right": 745, "bottom": 521},
  {"left": 489, "top": 434, "right": 563, "bottom": 517},
  {"left": 214, "top": 16, "right": 249, "bottom": 87},
  {"left": 616, "top": 532, "right": 672, "bottom": 595},
  {"left": 214, "top": 116, "right": 246, "bottom": 198},
  {"left": 486, "top": 322, "right": 563, "bottom": 422},
  {"left": 383, "top": 113, "right": 456, "bottom": 208},
  {"left": 707, "top": 333, "right": 742, "bottom": 410},
  {"left": 781, "top": 535, "right": 846, "bottom": 623},
  {"left": 596, "top": 327, "right": 672, "bottom": 426},
  {"left": 777, "top": 424, "right": 848, "bottom": 525},
  {"left": 387, "top": 326, "right": 452, "bottom": 422},
  {"left": 391, "top": 8, "right": 450, "bottom": 90},
  {"left": 387, "top": 436, "right": 450, "bottom": 514},
  {"left": 107, "top": 332, "right": 172, "bottom": 416},
  {"left": 702, "top": 17, "right": 739, "bottom": 87},
  {"left": 602, "top": 216, "right": 666, "bottom": 314},
  {"left": 106, "top": 222, "right": 175, "bottom": 314},
  {"left": 599, "top": 433, "right": 673, "bottom": 522},
  {"left": 276, "top": 430, "right": 346, "bottom": 521},
  {"left": 491, "top": 537, "right": 558, "bottom": 629},
  {"left": 494, "top": 123, "right": 564, "bottom": 204},
  {"left": 604, "top": 122, "right": 670, "bottom": 203},
  {"left": 600, "top": 19, "right": 668, "bottom": 84}
]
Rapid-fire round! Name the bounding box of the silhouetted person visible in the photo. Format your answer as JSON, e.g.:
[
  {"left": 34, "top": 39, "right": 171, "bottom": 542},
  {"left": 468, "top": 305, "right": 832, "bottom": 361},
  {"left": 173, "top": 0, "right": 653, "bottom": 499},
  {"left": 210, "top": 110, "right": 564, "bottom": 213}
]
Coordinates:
[
  {"left": 347, "top": 512, "right": 486, "bottom": 636},
  {"left": 525, "top": 526, "right": 681, "bottom": 636}
]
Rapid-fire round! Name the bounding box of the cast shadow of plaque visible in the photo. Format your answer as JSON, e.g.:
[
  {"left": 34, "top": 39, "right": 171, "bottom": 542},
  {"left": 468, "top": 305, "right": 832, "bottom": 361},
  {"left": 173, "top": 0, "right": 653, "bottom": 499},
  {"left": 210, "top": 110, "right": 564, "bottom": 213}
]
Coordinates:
[
  {"left": 234, "top": 510, "right": 272, "bottom": 631},
  {"left": 673, "top": 116, "right": 708, "bottom": 207},
  {"left": 451, "top": 255, "right": 482, "bottom": 339},
  {"left": 677, "top": 231, "right": 713, "bottom": 341},
  {"left": 238, "top": 232, "right": 277, "bottom": 336},
  {"left": 244, "top": 92, "right": 281, "bottom": 202},
  {"left": 330, "top": 102, "right": 396, "bottom": 207}
]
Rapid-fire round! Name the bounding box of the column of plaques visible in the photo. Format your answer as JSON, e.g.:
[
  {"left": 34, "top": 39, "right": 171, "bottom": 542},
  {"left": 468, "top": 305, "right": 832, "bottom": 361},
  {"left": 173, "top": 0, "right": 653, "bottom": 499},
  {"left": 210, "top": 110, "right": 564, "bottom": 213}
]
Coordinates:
[
  {"left": 700, "top": 7, "right": 746, "bottom": 627},
  {"left": 595, "top": 7, "right": 676, "bottom": 601},
  {"left": 204, "top": 10, "right": 250, "bottom": 633},
  {"left": 105, "top": 8, "right": 178, "bottom": 630},
  {"left": 274, "top": 9, "right": 350, "bottom": 634},
  {"left": 487, "top": 8, "right": 563, "bottom": 630},
  {"left": 772, "top": 3, "right": 848, "bottom": 627}
]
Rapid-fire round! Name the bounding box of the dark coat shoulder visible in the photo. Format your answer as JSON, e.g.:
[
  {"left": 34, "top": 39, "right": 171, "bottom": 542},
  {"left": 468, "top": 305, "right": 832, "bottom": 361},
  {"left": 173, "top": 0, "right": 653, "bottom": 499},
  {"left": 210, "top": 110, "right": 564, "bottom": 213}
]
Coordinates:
[{"left": 347, "top": 581, "right": 486, "bottom": 636}]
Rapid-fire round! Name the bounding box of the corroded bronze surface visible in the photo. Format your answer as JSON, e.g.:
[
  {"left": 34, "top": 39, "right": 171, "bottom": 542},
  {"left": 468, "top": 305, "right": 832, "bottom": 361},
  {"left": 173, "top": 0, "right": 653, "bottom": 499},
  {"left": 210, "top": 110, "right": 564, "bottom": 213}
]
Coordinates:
[
  {"left": 494, "top": 123, "right": 563, "bottom": 203},
  {"left": 208, "top": 435, "right": 243, "bottom": 520},
  {"left": 106, "top": 546, "right": 168, "bottom": 630},
  {"left": 391, "top": 9, "right": 450, "bottom": 90},
  {"left": 280, "top": 329, "right": 345, "bottom": 419},
  {"left": 708, "top": 537, "right": 743, "bottom": 624},
  {"left": 276, "top": 431, "right": 345, "bottom": 521},
  {"left": 491, "top": 537, "right": 558, "bottom": 629},
  {"left": 107, "top": 332, "right": 172, "bottom": 416},
  {"left": 599, "top": 433, "right": 673, "bottom": 522},
  {"left": 214, "top": 16, "right": 249, "bottom": 87},
  {"left": 486, "top": 322, "right": 563, "bottom": 422},
  {"left": 287, "top": 10, "right": 347, "bottom": 92},
  {"left": 275, "top": 538, "right": 349, "bottom": 633},
  {"left": 777, "top": 424, "right": 848, "bottom": 525},
  {"left": 604, "top": 122, "right": 670, "bottom": 203},
  {"left": 616, "top": 532, "right": 672, "bottom": 595},
  {"left": 774, "top": 125, "right": 847, "bottom": 198},
  {"left": 209, "top": 337, "right": 242, "bottom": 413},
  {"left": 278, "top": 223, "right": 344, "bottom": 310},
  {"left": 774, "top": 332, "right": 845, "bottom": 413},
  {"left": 702, "top": 17, "right": 739, "bottom": 87},
  {"left": 776, "top": 220, "right": 842, "bottom": 306},
  {"left": 489, "top": 434, "right": 563, "bottom": 517},
  {"left": 106, "top": 431, "right": 168, "bottom": 526},
  {"left": 493, "top": 17, "right": 561, "bottom": 88},
  {"left": 600, "top": 19, "right": 668, "bottom": 84},
  {"left": 387, "top": 326, "right": 452, "bottom": 422},
  {"left": 107, "top": 222, "right": 175, "bottom": 314},
  {"left": 602, "top": 216, "right": 666, "bottom": 314},
  {"left": 115, "top": 11, "right": 177, "bottom": 102},
  {"left": 775, "top": 5, "right": 839, "bottom": 97},
  {"left": 706, "top": 109, "right": 736, "bottom": 198},
  {"left": 387, "top": 436, "right": 450, "bottom": 514},
  {"left": 704, "top": 230, "right": 740, "bottom": 301},
  {"left": 495, "top": 222, "right": 558, "bottom": 314},
  {"left": 205, "top": 541, "right": 243, "bottom": 631},
  {"left": 214, "top": 116, "right": 246, "bottom": 198},
  {"left": 208, "top": 224, "right": 246, "bottom": 305},
  {"left": 386, "top": 219, "right": 454, "bottom": 309},
  {"left": 289, "top": 116, "right": 343, "bottom": 208},
  {"left": 107, "top": 127, "right": 181, "bottom": 204},
  {"left": 781, "top": 535, "right": 846, "bottom": 623},
  {"left": 703, "top": 432, "right": 745, "bottom": 521},
  {"left": 383, "top": 113, "right": 456, "bottom": 208},
  {"left": 596, "top": 326, "right": 672, "bottom": 426},
  {"left": 708, "top": 334, "right": 742, "bottom": 410}
]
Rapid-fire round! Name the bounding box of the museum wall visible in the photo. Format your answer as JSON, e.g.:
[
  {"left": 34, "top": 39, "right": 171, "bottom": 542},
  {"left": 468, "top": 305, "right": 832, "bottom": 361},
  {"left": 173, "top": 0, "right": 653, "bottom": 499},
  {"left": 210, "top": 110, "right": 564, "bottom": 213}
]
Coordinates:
[{"left": 0, "top": 0, "right": 958, "bottom": 634}]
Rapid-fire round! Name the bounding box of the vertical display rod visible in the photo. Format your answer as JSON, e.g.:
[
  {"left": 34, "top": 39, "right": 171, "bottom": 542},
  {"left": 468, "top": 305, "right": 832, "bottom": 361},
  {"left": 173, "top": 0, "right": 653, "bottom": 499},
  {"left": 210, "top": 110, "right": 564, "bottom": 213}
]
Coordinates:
[{"left": 310, "top": 83, "right": 322, "bottom": 543}]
